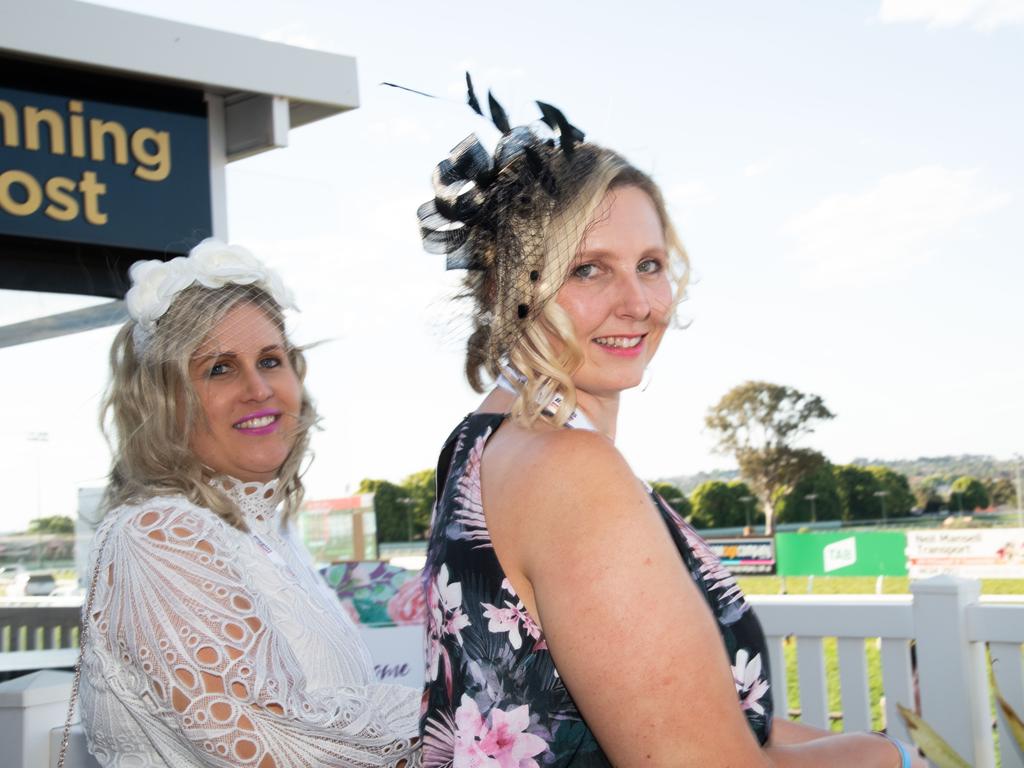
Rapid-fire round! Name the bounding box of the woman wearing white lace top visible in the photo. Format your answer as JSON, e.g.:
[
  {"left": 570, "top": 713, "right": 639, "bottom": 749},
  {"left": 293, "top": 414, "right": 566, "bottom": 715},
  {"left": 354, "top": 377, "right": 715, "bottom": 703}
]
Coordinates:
[{"left": 77, "top": 240, "right": 421, "bottom": 767}]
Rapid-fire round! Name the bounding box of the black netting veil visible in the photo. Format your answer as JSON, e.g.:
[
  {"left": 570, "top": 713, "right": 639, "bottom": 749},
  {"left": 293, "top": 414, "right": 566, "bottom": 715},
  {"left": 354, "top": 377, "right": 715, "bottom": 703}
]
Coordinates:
[{"left": 418, "top": 74, "right": 639, "bottom": 390}]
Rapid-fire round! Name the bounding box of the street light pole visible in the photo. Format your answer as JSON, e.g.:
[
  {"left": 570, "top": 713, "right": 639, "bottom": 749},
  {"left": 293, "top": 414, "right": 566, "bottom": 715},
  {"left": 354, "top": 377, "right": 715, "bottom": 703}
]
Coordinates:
[
  {"left": 1013, "top": 453, "right": 1023, "bottom": 524},
  {"left": 874, "top": 490, "right": 888, "bottom": 524},
  {"left": 804, "top": 493, "right": 818, "bottom": 524},
  {"left": 27, "top": 432, "right": 49, "bottom": 566},
  {"left": 739, "top": 495, "right": 754, "bottom": 531}
]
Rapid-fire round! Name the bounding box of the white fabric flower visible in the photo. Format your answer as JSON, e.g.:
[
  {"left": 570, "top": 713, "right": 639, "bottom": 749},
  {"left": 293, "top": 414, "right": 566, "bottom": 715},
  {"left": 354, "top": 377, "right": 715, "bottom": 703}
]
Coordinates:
[
  {"left": 125, "top": 256, "right": 195, "bottom": 333},
  {"left": 124, "top": 238, "right": 296, "bottom": 352},
  {"left": 188, "top": 240, "right": 265, "bottom": 289}
]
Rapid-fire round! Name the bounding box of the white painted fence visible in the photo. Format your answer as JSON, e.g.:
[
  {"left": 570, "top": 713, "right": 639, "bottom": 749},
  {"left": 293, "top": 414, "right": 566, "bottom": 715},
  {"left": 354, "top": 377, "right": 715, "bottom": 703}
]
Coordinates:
[
  {"left": 750, "top": 576, "right": 1024, "bottom": 768},
  {"left": 0, "top": 576, "right": 1022, "bottom": 767}
]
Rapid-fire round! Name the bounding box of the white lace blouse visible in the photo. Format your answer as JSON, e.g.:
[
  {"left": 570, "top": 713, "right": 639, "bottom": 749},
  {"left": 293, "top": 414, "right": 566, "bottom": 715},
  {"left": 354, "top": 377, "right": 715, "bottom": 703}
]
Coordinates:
[{"left": 79, "top": 478, "right": 421, "bottom": 767}]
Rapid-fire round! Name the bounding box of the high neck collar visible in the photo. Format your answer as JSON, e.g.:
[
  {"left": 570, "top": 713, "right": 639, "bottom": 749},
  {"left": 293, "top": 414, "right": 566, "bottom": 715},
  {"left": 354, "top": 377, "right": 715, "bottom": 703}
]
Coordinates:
[{"left": 211, "top": 475, "right": 284, "bottom": 522}]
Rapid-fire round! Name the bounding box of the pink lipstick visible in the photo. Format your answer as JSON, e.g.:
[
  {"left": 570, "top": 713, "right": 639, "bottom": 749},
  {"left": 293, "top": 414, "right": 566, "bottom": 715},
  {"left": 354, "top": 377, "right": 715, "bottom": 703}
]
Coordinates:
[
  {"left": 232, "top": 409, "right": 282, "bottom": 435},
  {"left": 592, "top": 334, "right": 646, "bottom": 358}
]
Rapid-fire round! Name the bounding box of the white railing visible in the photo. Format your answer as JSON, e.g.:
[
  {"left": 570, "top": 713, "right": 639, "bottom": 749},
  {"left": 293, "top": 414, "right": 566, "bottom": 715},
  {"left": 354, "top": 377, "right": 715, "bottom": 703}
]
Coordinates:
[
  {"left": 750, "top": 576, "right": 1024, "bottom": 768},
  {"left": 1, "top": 577, "right": 1022, "bottom": 767}
]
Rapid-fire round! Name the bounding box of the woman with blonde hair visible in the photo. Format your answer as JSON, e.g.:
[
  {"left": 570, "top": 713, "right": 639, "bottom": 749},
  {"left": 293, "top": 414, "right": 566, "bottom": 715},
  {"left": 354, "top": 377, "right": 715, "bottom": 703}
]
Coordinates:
[
  {"left": 75, "top": 240, "right": 420, "bottom": 767},
  {"left": 417, "top": 81, "right": 921, "bottom": 768}
]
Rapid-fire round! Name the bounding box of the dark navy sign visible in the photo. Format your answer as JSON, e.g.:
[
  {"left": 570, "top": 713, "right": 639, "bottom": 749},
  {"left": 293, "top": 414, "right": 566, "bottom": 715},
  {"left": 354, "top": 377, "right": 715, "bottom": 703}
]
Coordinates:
[{"left": 0, "top": 84, "right": 211, "bottom": 252}]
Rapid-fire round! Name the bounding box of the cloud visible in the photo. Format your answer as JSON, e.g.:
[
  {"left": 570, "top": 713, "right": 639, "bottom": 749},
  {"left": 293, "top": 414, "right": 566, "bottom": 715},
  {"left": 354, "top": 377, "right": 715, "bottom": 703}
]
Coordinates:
[
  {"left": 667, "top": 180, "right": 717, "bottom": 210},
  {"left": 879, "top": 0, "right": 1024, "bottom": 30},
  {"left": 785, "top": 165, "right": 1009, "bottom": 284},
  {"left": 743, "top": 159, "right": 774, "bottom": 178}
]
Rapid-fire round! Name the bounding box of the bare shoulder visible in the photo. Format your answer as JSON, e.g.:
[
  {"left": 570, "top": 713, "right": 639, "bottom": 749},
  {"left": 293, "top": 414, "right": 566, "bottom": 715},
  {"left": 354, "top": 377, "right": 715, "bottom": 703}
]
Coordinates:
[
  {"left": 482, "top": 423, "right": 652, "bottom": 569},
  {"left": 486, "top": 423, "right": 637, "bottom": 502}
]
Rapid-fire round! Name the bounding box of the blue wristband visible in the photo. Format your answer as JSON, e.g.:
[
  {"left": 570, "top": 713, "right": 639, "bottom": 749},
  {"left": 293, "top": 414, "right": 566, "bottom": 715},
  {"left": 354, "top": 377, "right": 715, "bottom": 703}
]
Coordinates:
[{"left": 873, "top": 731, "right": 912, "bottom": 768}]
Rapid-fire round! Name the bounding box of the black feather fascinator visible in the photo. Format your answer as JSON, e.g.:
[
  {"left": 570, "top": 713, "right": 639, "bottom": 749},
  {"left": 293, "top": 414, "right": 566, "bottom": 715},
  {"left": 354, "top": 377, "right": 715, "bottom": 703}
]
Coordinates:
[{"left": 416, "top": 74, "right": 620, "bottom": 390}]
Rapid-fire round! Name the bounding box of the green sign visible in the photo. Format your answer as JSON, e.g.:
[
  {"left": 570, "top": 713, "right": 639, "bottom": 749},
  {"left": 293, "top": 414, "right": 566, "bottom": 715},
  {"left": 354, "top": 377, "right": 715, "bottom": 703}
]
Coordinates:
[{"left": 775, "top": 531, "right": 908, "bottom": 576}]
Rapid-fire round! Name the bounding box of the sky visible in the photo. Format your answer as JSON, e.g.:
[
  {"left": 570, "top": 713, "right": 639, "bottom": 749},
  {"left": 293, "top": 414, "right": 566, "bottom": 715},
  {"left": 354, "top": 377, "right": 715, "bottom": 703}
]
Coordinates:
[{"left": 1, "top": 0, "right": 1022, "bottom": 532}]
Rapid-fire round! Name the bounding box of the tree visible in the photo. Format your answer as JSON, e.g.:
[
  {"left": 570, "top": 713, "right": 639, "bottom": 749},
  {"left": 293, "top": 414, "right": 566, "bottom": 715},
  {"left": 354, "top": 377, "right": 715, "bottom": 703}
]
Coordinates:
[
  {"left": 866, "top": 466, "right": 914, "bottom": 519},
  {"left": 358, "top": 471, "right": 437, "bottom": 543},
  {"left": 650, "top": 481, "right": 691, "bottom": 519},
  {"left": 705, "top": 381, "right": 834, "bottom": 534},
  {"left": 402, "top": 468, "right": 437, "bottom": 537},
  {"left": 832, "top": 465, "right": 882, "bottom": 521},
  {"left": 690, "top": 480, "right": 757, "bottom": 529},
  {"left": 357, "top": 478, "right": 414, "bottom": 543},
  {"left": 27, "top": 515, "right": 74, "bottom": 534},
  {"left": 775, "top": 463, "right": 841, "bottom": 524},
  {"left": 912, "top": 475, "right": 946, "bottom": 513},
  {"left": 984, "top": 477, "right": 1017, "bottom": 507},
  {"left": 949, "top": 476, "right": 989, "bottom": 512}
]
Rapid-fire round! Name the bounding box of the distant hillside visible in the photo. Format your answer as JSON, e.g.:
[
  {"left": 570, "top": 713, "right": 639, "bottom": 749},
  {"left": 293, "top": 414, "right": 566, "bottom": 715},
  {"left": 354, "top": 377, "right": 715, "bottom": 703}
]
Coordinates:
[
  {"left": 849, "top": 454, "right": 1018, "bottom": 482},
  {"left": 657, "top": 454, "right": 1017, "bottom": 495},
  {"left": 657, "top": 468, "right": 739, "bottom": 495}
]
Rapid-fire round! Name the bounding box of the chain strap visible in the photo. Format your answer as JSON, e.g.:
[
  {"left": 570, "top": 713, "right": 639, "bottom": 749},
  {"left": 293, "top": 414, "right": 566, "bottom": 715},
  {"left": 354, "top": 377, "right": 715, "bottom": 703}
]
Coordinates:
[{"left": 57, "top": 523, "right": 113, "bottom": 768}]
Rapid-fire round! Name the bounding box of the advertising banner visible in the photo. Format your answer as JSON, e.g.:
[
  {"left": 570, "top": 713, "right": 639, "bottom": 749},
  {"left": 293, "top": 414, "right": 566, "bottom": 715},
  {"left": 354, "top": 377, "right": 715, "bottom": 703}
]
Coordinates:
[
  {"left": 359, "top": 625, "right": 423, "bottom": 686},
  {"left": 0, "top": 83, "right": 210, "bottom": 252},
  {"left": 706, "top": 537, "right": 776, "bottom": 574},
  {"left": 320, "top": 560, "right": 426, "bottom": 685},
  {"left": 906, "top": 528, "right": 1024, "bottom": 579},
  {"left": 775, "top": 531, "right": 908, "bottom": 576}
]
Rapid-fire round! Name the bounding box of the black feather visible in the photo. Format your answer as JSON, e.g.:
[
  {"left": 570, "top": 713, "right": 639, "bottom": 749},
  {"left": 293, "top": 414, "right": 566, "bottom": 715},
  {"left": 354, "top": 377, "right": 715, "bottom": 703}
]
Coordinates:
[
  {"left": 465, "top": 72, "right": 483, "bottom": 116},
  {"left": 488, "top": 91, "right": 512, "bottom": 134},
  {"left": 536, "top": 101, "right": 560, "bottom": 130},
  {"left": 523, "top": 146, "right": 544, "bottom": 178},
  {"left": 380, "top": 82, "right": 439, "bottom": 99},
  {"left": 535, "top": 100, "right": 585, "bottom": 156}
]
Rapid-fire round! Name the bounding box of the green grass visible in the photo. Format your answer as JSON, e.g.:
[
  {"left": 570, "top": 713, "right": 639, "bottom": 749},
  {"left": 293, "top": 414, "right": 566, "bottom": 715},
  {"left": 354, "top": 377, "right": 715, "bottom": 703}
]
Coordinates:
[{"left": 737, "top": 575, "right": 1024, "bottom": 596}]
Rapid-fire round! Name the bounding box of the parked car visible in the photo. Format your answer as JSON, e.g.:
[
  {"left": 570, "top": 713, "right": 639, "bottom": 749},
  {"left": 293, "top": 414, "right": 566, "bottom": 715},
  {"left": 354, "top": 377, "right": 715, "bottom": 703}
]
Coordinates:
[{"left": 11, "top": 571, "right": 57, "bottom": 596}]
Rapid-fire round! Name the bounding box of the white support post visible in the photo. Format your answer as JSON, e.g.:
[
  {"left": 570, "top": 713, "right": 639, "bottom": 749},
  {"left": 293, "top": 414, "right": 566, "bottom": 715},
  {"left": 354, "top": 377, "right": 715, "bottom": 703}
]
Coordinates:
[
  {"left": 912, "top": 576, "right": 995, "bottom": 768},
  {"left": 205, "top": 92, "right": 229, "bottom": 240},
  {"left": 0, "top": 670, "right": 73, "bottom": 768},
  {"left": 795, "top": 636, "right": 829, "bottom": 728},
  {"left": 766, "top": 635, "right": 788, "bottom": 718}
]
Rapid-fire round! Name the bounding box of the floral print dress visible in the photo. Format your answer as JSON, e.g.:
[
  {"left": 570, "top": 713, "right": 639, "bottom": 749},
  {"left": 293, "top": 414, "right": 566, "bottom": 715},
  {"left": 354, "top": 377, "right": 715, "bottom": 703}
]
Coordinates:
[{"left": 421, "top": 413, "right": 773, "bottom": 767}]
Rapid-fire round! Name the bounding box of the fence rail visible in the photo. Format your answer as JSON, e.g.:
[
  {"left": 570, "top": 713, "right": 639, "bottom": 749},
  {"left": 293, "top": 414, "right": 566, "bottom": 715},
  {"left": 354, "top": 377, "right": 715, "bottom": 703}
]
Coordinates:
[
  {"left": 1, "top": 580, "right": 1023, "bottom": 767},
  {"left": 750, "top": 578, "right": 1024, "bottom": 768}
]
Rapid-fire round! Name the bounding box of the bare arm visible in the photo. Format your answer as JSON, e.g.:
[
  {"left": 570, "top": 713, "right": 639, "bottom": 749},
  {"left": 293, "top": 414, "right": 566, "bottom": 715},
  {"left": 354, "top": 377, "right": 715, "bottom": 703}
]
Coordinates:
[{"left": 490, "top": 430, "right": 919, "bottom": 768}]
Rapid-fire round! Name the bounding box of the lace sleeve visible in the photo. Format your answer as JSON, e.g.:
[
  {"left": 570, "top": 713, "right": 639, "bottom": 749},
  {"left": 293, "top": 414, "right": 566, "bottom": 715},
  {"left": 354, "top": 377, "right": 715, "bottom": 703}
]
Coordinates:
[{"left": 91, "top": 502, "right": 420, "bottom": 768}]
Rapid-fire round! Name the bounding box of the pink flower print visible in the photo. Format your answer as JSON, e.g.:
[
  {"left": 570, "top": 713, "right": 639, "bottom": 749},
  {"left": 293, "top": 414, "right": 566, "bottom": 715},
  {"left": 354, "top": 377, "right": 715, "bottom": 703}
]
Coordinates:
[
  {"left": 679, "top": 524, "right": 746, "bottom": 609},
  {"left": 427, "top": 565, "right": 471, "bottom": 684},
  {"left": 732, "top": 649, "right": 770, "bottom": 716},
  {"left": 426, "top": 603, "right": 445, "bottom": 683},
  {"left": 492, "top": 579, "right": 545, "bottom": 651},
  {"left": 482, "top": 602, "right": 525, "bottom": 650},
  {"left": 453, "top": 695, "right": 547, "bottom": 768},
  {"left": 493, "top": 581, "right": 544, "bottom": 651},
  {"left": 453, "top": 433, "right": 493, "bottom": 549}
]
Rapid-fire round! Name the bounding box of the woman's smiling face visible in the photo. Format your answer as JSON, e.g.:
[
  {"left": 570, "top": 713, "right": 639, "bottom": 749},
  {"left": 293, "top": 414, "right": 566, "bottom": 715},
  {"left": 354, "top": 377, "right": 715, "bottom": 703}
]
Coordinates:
[
  {"left": 188, "top": 302, "right": 302, "bottom": 483},
  {"left": 555, "top": 184, "right": 673, "bottom": 399}
]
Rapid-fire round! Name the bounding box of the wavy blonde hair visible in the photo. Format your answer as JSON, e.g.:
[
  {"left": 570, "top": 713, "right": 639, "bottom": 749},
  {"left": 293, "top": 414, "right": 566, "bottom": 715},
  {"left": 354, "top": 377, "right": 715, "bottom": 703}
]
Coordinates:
[
  {"left": 101, "top": 283, "right": 317, "bottom": 529},
  {"left": 468, "top": 149, "right": 690, "bottom": 427}
]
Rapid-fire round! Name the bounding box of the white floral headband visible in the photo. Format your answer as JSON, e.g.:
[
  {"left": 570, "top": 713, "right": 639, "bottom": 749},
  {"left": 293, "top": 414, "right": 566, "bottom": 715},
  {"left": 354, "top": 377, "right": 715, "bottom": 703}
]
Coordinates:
[{"left": 124, "top": 238, "right": 297, "bottom": 353}]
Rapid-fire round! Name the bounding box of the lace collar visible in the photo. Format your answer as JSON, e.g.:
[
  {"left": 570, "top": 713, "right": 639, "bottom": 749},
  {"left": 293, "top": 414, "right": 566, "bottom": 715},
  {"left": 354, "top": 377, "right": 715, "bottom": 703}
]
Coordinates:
[{"left": 212, "top": 475, "right": 284, "bottom": 523}]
